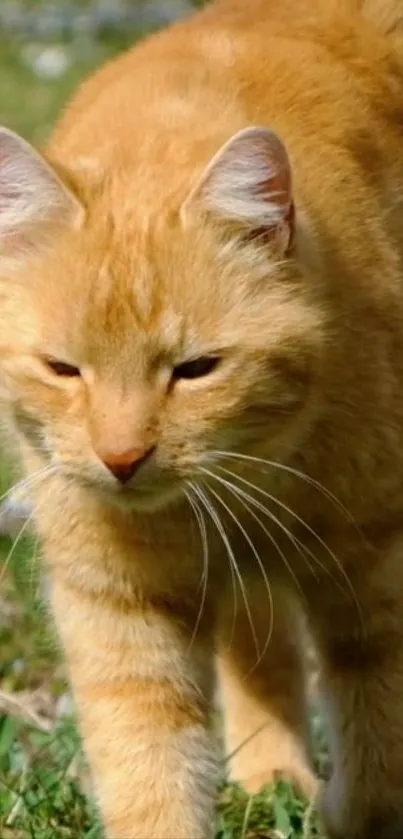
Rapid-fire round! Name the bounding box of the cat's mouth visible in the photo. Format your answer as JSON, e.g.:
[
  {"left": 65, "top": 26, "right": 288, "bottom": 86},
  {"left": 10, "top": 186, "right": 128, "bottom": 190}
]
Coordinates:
[
  {"left": 92, "top": 468, "right": 185, "bottom": 512},
  {"left": 56, "top": 459, "right": 186, "bottom": 513},
  {"left": 109, "top": 481, "right": 184, "bottom": 513}
]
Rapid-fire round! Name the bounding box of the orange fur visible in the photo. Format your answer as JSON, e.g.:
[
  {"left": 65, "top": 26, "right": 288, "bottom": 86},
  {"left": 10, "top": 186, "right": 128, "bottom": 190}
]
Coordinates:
[{"left": 2, "top": 1, "right": 403, "bottom": 837}]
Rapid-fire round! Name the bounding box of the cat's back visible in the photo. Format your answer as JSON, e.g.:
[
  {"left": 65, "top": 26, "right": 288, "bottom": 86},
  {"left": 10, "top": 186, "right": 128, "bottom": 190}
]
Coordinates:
[
  {"left": 46, "top": 0, "right": 403, "bottom": 263},
  {"left": 48, "top": 0, "right": 403, "bottom": 183}
]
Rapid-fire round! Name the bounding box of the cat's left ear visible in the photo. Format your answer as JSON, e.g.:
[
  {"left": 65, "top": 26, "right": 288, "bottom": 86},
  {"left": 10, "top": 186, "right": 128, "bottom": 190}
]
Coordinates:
[
  {"left": 0, "top": 126, "right": 84, "bottom": 259},
  {"left": 182, "top": 126, "right": 294, "bottom": 254}
]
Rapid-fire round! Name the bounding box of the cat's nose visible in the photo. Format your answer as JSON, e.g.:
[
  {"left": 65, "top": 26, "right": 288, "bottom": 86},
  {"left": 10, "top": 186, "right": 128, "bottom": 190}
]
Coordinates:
[{"left": 100, "top": 446, "right": 155, "bottom": 484}]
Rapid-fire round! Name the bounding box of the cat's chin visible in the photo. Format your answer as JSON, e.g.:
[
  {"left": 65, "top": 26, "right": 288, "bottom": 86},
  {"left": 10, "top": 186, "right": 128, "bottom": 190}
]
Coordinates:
[
  {"left": 66, "top": 469, "right": 184, "bottom": 513},
  {"left": 105, "top": 483, "right": 184, "bottom": 514}
]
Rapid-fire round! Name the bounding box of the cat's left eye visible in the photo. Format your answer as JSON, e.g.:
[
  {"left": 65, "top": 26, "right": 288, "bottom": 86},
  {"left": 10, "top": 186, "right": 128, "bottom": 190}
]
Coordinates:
[
  {"left": 172, "top": 356, "right": 220, "bottom": 380},
  {"left": 45, "top": 359, "right": 81, "bottom": 377}
]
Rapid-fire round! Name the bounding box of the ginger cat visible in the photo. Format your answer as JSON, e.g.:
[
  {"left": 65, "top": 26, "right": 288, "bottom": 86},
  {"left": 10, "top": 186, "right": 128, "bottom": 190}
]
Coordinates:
[{"left": 2, "top": 0, "right": 403, "bottom": 836}]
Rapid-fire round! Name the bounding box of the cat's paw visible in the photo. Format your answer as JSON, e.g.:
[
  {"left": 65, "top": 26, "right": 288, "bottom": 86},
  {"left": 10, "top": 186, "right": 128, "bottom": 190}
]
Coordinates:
[{"left": 240, "top": 764, "right": 318, "bottom": 799}]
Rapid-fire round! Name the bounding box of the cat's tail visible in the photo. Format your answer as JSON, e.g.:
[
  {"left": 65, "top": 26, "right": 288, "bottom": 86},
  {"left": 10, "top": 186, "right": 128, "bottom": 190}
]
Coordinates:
[{"left": 361, "top": 0, "right": 403, "bottom": 36}]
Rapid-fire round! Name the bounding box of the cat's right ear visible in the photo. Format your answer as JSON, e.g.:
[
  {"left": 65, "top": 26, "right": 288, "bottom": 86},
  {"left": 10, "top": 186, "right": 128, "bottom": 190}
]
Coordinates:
[
  {"left": 181, "top": 126, "right": 294, "bottom": 254},
  {"left": 0, "top": 126, "right": 84, "bottom": 259}
]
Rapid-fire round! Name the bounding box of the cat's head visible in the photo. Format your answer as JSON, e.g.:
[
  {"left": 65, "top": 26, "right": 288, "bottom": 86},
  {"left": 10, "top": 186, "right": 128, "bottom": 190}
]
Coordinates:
[{"left": 0, "top": 126, "right": 323, "bottom": 511}]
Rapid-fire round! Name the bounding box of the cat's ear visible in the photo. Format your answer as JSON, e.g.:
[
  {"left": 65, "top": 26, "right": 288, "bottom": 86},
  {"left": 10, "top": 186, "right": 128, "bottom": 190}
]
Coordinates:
[
  {"left": 182, "top": 126, "right": 294, "bottom": 253},
  {"left": 0, "top": 126, "right": 83, "bottom": 258}
]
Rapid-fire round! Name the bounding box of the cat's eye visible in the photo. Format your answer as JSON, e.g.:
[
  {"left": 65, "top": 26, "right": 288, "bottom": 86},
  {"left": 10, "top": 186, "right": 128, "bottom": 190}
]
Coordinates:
[
  {"left": 172, "top": 356, "right": 220, "bottom": 380},
  {"left": 45, "top": 359, "right": 81, "bottom": 378}
]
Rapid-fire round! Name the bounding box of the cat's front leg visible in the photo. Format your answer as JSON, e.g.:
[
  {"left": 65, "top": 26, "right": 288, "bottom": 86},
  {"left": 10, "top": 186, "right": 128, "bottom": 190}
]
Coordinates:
[
  {"left": 49, "top": 570, "right": 219, "bottom": 839},
  {"left": 218, "top": 581, "right": 316, "bottom": 797},
  {"left": 309, "top": 547, "right": 403, "bottom": 839}
]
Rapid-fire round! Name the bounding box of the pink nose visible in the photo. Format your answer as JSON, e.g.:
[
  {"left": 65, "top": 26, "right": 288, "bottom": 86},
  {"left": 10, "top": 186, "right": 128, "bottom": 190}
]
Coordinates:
[{"left": 100, "top": 447, "right": 154, "bottom": 484}]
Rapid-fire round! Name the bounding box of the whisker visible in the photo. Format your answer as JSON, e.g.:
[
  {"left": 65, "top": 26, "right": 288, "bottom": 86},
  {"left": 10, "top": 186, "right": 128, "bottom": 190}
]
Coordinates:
[
  {"left": 216, "top": 464, "right": 363, "bottom": 624},
  {"left": 189, "top": 481, "right": 238, "bottom": 653},
  {"left": 223, "top": 473, "right": 351, "bottom": 597},
  {"left": 214, "top": 450, "right": 355, "bottom": 525},
  {"left": 224, "top": 721, "right": 269, "bottom": 766},
  {"left": 185, "top": 488, "right": 209, "bottom": 651},
  {"left": 203, "top": 465, "right": 327, "bottom": 583},
  {"left": 220, "top": 475, "right": 323, "bottom": 581},
  {"left": 204, "top": 467, "right": 306, "bottom": 601},
  {"left": 0, "top": 465, "right": 56, "bottom": 584},
  {"left": 0, "top": 464, "right": 56, "bottom": 510},
  {"left": 0, "top": 504, "right": 40, "bottom": 586},
  {"left": 0, "top": 467, "right": 57, "bottom": 586},
  {"left": 190, "top": 482, "right": 260, "bottom": 660},
  {"left": 29, "top": 534, "right": 41, "bottom": 598},
  {"left": 202, "top": 476, "right": 274, "bottom": 672}
]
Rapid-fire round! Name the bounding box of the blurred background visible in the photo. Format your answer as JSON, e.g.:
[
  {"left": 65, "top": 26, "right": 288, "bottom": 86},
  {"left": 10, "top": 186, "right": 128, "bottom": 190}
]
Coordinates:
[{"left": 0, "top": 0, "right": 201, "bottom": 142}]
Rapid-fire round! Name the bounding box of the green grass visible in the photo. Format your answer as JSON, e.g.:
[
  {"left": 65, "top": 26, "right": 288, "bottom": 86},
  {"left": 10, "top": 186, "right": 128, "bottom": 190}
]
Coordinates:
[{"left": 0, "top": 16, "right": 326, "bottom": 839}]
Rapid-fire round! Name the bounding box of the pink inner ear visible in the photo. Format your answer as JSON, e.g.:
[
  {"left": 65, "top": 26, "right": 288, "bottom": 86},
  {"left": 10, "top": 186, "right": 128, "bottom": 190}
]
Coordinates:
[
  {"left": 184, "top": 127, "right": 295, "bottom": 255},
  {"left": 248, "top": 136, "right": 295, "bottom": 251},
  {"left": 263, "top": 165, "right": 292, "bottom": 210},
  {"left": 0, "top": 187, "right": 24, "bottom": 202},
  {"left": 0, "top": 127, "right": 85, "bottom": 249},
  {"left": 282, "top": 200, "right": 295, "bottom": 252},
  {"left": 242, "top": 199, "right": 295, "bottom": 252}
]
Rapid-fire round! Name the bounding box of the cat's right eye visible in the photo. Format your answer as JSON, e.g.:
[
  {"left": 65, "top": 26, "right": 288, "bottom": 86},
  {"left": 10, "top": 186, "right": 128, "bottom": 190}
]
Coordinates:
[
  {"left": 44, "top": 359, "right": 81, "bottom": 378},
  {"left": 172, "top": 356, "right": 221, "bottom": 380}
]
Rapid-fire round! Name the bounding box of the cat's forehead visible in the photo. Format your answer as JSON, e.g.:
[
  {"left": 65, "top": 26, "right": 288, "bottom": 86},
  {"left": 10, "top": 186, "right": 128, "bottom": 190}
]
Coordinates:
[
  {"left": 32, "top": 204, "right": 252, "bottom": 366},
  {"left": 75, "top": 239, "right": 225, "bottom": 363},
  {"left": 78, "top": 253, "right": 179, "bottom": 352},
  {"left": 84, "top": 219, "right": 232, "bottom": 325}
]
